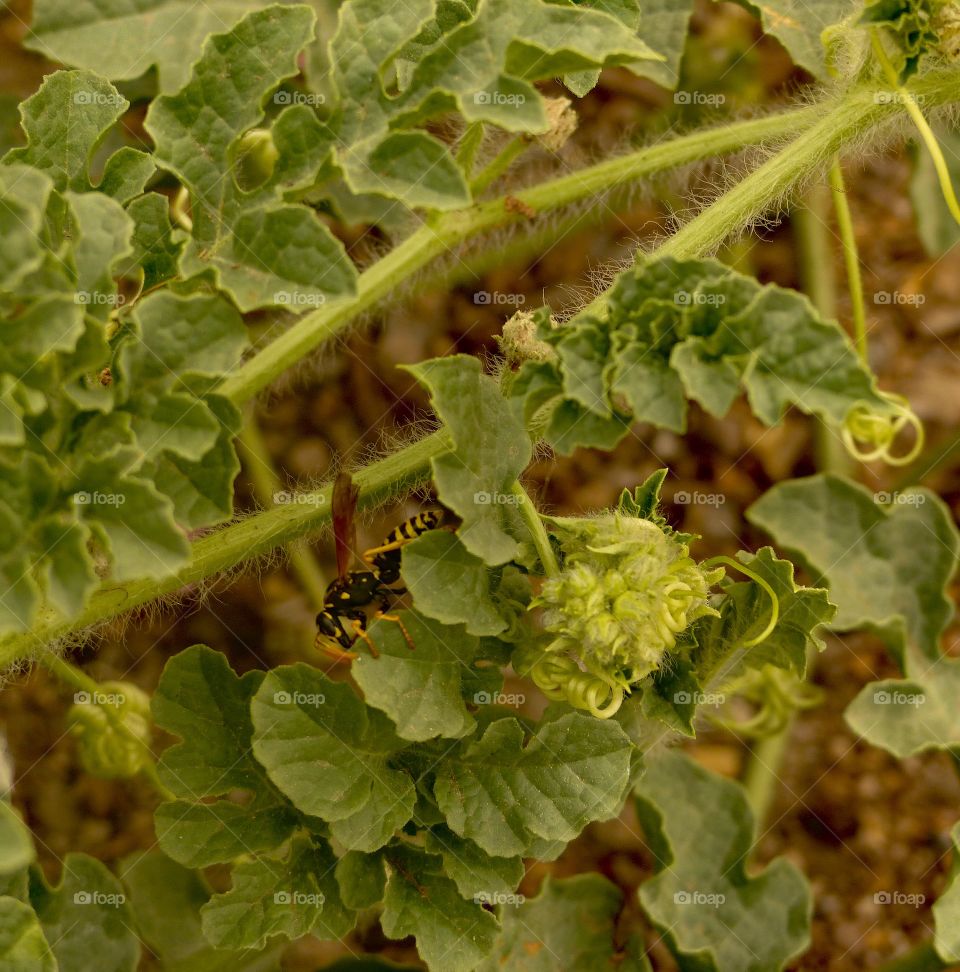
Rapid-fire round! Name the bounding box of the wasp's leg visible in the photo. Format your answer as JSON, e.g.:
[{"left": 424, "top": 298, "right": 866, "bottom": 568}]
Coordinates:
[
  {"left": 374, "top": 611, "right": 416, "bottom": 651},
  {"left": 345, "top": 610, "right": 380, "bottom": 658},
  {"left": 314, "top": 612, "right": 360, "bottom": 661}
]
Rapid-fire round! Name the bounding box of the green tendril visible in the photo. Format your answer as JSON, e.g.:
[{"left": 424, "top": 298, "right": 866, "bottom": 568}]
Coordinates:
[
  {"left": 522, "top": 651, "right": 626, "bottom": 719},
  {"left": 842, "top": 392, "right": 925, "bottom": 465},
  {"left": 709, "top": 665, "right": 823, "bottom": 738},
  {"left": 703, "top": 556, "right": 779, "bottom": 648}
]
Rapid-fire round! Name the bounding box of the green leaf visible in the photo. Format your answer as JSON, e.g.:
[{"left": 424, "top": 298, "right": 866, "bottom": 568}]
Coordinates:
[
  {"left": 509, "top": 257, "right": 896, "bottom": 449},
  {"left": 122, "top": 850, "right": 285, "bottom": 972},
  {"left": 433, "top": 712, "right": 633, "bottom": 857},
  {"left": 423, "top": 826, "right": 524, "bottom": 900},
  {"left": 844, "top": 652, "right": 960, "bottom": 757},
  {"left": 120, "top": 193, "right": 183, "bottom": 290},
  {"left": 635, "top": 749, "right": 811, "bottom": 972},
  {"left": 477, "top": 873, "right": 627, "bottom": 971},
  {"left": 400, "top": 531, "right": 509, "bottom": 636},
  {"left": 0, "top": 805, "right": 33, "bottom": 879},
  {"left": 98, "top": 147, "right": 155, "bottom": 203},
  {"left": 748, "top": 474, "right": 959, "bottom": 663},
  {"left": 144, "top": 5, "right": 358, "bottom": 311},
  {"left": 633, "top": 0, "right": 697, "bottom": 89},
  {"left": 27, "top": 0, "right": 258, "bottom": 93},
  {"left": 0, "top": 897, "right": 55, "bottom": 972},
  {"left": 4, "top": 71, "right": 127, "bottom": 191},
  {"left": 352, "top": 610, "right": 479, "bottom": 741},
  {"left": 381, "top": 844, "right": 500, "bottom": 972},
  {"left": 405, "top": 355, "right": 531, "bottom": 566},
  {"left": 200, "top": 836, "right": 355, "bottom": 950},
  {"left": 933, "top": 822, "right": 960, "bottom": 963},
  {"left": 29, "top": 853, "right": 139, "bottom": 972},
  {"left": 738, "top": 0, "right": 858, "bottom": 76},
  {"left": 251, "top": 665, "right": 416, "bottom": 852},
  {"left": 335, "top": 851, "right": 386, "bottom": 911},
  {"left": 151, "top": 646, "right": 297, "bottom": 866}
]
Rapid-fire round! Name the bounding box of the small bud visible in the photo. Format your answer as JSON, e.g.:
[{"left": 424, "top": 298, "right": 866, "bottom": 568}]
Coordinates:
[
  {"left": 537, "top": 97, "right": 578, "bottom": 152},
  {"left": 233, "top": 128, "right": 279, "bottom": 190},
  {"left": 498, "top": 311, "right": 557, "bottom": 366}
]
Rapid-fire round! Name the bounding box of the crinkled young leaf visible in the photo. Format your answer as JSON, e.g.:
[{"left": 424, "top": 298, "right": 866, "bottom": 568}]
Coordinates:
[
  {"left": 477, "top": 873, "right": 627, "bottom": 972},
  {"left": 382, "top": 843, "right": 500, "bottom": 972},
  {"left": 433, "top": 712, "right": 633, "bottom": 857},
  {"left": 748, "top": 474, "right": 959, "bottom": 664},
  {"left": 151, "top": 646, "right": 297, "bottom": 866},
  {"left": 692, "top": 547, "right": 835, "bottom": 680},
  {"left": 4, "top": 70, "right": 128, "bottom": 191},
  {"left": 29, "top": 853, "right": 139, "bottom": 972},
  {"left": 97, "top": 147, "right": 155, "bottom": 203},
  {"left": 120, "top": 193, "right": 183, "bottom": 291},
  {"left": 144, "top": 5, "right": 357, "bottom": 311},
  {"left": 635, "top": 749, "right": 811, "bottom": 972},
  {"left": 352, "top": 610, "right": 479, "bottom": 742},
  {"left": 251, "top": 665, "right": 416, "bottom": 852},
  {"left": 0, "top": 897, "right": 55, "bottom": 971},
  {"left": 508, "top": 258, "right": 897, "bottom": 451},
  {"left": 200, "top": 836, "right": 355, "bottom": 950},
  {"left": 406, "top": 355, "right": 531, "bottom": 565},
  {"left": 424, "top": 826, "right": 524, "bottom": 900}
]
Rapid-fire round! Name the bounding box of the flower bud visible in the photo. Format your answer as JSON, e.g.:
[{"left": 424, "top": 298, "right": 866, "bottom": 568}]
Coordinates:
[{"left": 68, "top": 681, "right": 152, "bottom": 779}]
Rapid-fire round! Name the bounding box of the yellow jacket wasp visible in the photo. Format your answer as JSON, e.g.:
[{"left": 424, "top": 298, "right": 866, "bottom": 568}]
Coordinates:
[{"left": 314, "top": 472, "right": 453, "bottom": 661}]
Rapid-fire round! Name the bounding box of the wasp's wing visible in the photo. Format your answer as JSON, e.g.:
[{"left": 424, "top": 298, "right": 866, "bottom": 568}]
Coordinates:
[{"left": 332, "top": 470, "right": 360, "bottom": 579}]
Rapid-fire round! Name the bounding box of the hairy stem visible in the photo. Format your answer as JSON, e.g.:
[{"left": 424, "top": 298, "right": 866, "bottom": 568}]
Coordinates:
[
  {"left": 829, "top": 158, "right": 869, "bottom": 361},
  {"left": 510, "top": 481, "right": 560, "bottom": 579},
  {"left": 219, "top": 106, "right": 820, "bottom": 403},
  {"left": 0, "top": 430, "right": 450, "bottom": 668}
]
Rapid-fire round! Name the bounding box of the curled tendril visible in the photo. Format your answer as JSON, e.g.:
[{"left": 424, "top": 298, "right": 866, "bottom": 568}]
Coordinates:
[
  {"left": 841, "top": 393, "right": 924, "bottom": 466},
  {"left": 703, "top": 556, "right": 779, "bottom": 648},
  {"left": 708, "top": 665, "right": 823, "bottom": 738},
  {"left": 515, "top": 648, "right": 625, "bottom": 719}
]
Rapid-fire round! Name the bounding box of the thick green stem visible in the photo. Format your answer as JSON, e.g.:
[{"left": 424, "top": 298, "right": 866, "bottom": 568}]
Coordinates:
[
  {"left": 219, "top": 106, "right": 820, "bottom": 403},
  {"left": 0, "top": 430, "right": 449, "bottom": 668},
  {"left": 237, "top": 408, "right": 329, "bottom": 609},
  {"left": 470, "top": 134, "right": 530, "bottom": 194},
  {"left": 510, "top": 481, "right": 560, "bottom": 578}
]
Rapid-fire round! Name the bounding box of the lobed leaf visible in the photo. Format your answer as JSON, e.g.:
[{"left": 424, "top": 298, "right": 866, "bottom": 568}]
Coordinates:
[
  {"left": 635, "top": 749, "right": 811, "bottom": 972},
  {"left": 748, "top": 474, "right": 959, "bottom": 663}
]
